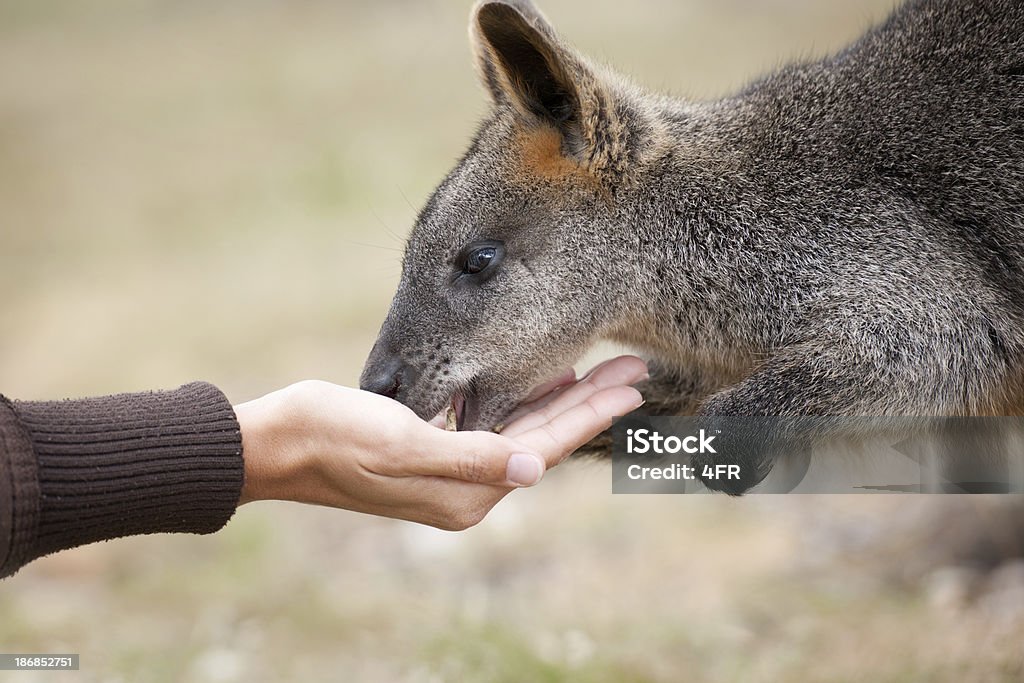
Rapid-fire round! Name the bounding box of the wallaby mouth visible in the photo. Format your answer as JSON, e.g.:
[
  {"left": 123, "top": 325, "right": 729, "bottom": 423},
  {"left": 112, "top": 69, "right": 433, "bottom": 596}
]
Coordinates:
[
  {"left": 446, "top": 389, "right": 483, "bottom": 432},
  {"left": 444, "top": 381, "right": 514, "bottom": 433},
  {"left": 446, "top": 393, "right": 466, "bottom": 431},
  {"left": 362, "top": 334, "right": 528, "bottom": 432}
]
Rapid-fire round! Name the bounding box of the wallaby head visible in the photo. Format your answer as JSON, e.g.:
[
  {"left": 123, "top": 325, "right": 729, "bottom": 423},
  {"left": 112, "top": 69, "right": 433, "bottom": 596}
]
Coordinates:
[{"left": 361, "top": 0, "right": 658, "bottom": 430}]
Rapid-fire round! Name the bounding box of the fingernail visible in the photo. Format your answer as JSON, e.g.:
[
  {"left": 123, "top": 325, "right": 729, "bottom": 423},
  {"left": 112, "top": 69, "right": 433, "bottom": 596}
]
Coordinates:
[
  {"left": 636, "top": 373, "right": 650, "bottom": 383},
  {"left": 507, "top": 452, "right": 544, "bottom": 487}
]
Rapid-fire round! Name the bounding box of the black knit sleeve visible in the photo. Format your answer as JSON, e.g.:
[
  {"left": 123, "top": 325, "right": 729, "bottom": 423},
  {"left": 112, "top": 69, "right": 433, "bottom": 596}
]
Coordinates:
[{"left": 0, "top": 382, "right": 244, "bottom": 579}]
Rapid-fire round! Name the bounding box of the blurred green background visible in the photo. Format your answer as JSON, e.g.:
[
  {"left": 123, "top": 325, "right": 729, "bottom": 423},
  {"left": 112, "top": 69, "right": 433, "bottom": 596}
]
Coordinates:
[{"left": 2, "top": 1, "right": 1023, "bottom": 681}]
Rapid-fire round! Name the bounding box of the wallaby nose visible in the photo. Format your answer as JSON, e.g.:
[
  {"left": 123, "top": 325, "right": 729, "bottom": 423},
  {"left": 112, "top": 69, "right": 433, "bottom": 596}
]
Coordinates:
[{"left": 360, "top": 354, "right": 409, "bottom": 400}]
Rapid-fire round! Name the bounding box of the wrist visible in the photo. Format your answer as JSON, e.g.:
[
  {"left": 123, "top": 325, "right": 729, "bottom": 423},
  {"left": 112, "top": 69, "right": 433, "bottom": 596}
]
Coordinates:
[{"left": 235, "top": 390, "right": 306, "bottom": 505}]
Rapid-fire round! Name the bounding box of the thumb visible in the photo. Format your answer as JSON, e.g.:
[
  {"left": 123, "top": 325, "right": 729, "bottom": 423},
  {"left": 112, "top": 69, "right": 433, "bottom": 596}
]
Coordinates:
[{"left": 403, "top": 430, "right": 546, "bottom": 487}]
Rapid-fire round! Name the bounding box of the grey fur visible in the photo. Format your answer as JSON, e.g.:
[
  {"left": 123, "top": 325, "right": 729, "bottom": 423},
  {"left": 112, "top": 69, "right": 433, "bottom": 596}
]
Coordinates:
[{"left": 361, "top": 0, "right": 1024, "bottom": 489}]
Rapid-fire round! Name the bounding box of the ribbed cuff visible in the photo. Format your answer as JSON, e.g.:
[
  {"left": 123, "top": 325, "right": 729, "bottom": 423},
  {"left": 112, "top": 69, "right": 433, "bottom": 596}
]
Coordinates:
[
  {"left": 0, "top": 396, "right": 40, "bottom": 579},
  {"left": 2, "top": 382, "right": 243, "bottom": 578}
]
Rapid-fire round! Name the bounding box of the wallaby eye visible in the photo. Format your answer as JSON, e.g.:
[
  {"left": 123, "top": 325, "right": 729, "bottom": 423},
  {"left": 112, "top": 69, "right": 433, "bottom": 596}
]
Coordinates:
[
  {"left": 465, "top": 246, "right": 497, "bottom": 274},
  {"left": 457, "top": 240, "right": 504, "bottom": 280}
]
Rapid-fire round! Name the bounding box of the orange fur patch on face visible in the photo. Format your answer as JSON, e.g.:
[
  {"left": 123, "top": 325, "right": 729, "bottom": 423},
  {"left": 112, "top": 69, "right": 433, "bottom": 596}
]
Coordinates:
[{"left": 512, "top": 125, "right": 590, "bottom": 185}]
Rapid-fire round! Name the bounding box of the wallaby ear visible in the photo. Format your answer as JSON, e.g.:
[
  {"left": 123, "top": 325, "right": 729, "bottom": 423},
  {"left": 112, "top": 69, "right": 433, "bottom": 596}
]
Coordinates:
[
  {"left": 470, "top": 0, "right": 611, "bottom": 161},
  {"left": 470, "top": 0, "right": 647, "bottom": 177},
  {"left": 471, "top": 1, "right": 573, "bottom": 119}
]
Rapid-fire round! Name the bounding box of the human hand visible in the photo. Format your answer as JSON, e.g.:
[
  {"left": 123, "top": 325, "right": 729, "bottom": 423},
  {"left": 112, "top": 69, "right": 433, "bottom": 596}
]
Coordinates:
[{"left": 234, "top": 355, "right": 647, "bottom": 530}]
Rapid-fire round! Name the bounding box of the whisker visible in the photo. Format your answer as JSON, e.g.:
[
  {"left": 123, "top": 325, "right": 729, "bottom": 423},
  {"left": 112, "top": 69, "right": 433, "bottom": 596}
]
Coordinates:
[
  {"left": 343, "top": 239, "right": 403, "bottom": 254},
  {"left": 396, "top": 185, "right": 419, "bottom": 218},
  {"left": 366, "top": 201, "right": 406, "bottom": 246}
]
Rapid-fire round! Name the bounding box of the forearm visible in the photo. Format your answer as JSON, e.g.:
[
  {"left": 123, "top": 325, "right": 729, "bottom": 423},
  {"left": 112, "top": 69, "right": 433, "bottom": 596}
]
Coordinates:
[{"left": 0, "top": 382, "right": 244, "bottom": 579}]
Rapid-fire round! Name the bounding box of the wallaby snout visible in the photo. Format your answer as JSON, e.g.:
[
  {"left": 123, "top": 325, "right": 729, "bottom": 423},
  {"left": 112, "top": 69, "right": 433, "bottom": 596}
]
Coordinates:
[{"left": 360, "top": 347, "right": 413, "bottom": 402}]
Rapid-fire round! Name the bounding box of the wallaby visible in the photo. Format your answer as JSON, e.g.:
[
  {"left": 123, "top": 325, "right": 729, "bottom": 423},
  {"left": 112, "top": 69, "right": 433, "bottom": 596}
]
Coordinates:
[{"left": 361, "top": 0, "right": 1024, "bottom": 492}]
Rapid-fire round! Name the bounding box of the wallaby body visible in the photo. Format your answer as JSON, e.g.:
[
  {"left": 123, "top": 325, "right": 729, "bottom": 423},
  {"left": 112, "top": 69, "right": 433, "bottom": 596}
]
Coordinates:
[{"left": 362, "top": 0, "right": 1024, "bottom": 491}]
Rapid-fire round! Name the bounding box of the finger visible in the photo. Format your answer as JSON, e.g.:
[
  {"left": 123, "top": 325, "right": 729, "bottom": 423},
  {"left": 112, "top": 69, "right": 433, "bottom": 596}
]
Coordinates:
[
  {"left": 544, "top": 355, "right": 647, "bottom": 410},
  {"left": 503, "top": 356, "right": 646, "bottom": 432},
  {"left": 510, "top": 385, "right": 644, "bottom": 467},
  {"left": 498, "top": 368, "right": 577, "bottom": 426},
  {"left": 501, "top": 356, "right": 648, "bottom": 438},
  {"left": 501, "top": 376, "right": 577, "bottom": 426},
  {"left": 394, "top": 429, "right": 547, "bottom": 487},
  {"left": 510, "top": 358, "right": 617, "bottom": 419},
  {"left": 521, "top": 367, "right": 576, "bottom": 403}
]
